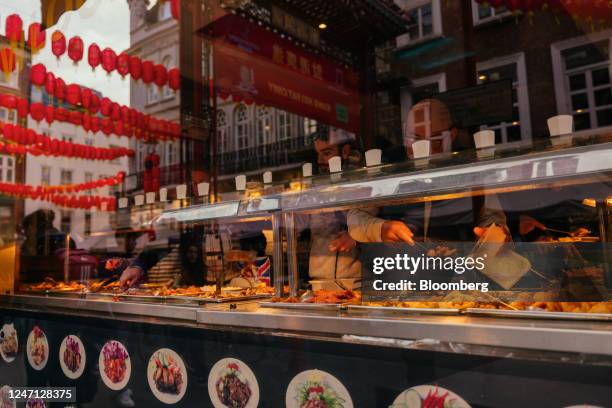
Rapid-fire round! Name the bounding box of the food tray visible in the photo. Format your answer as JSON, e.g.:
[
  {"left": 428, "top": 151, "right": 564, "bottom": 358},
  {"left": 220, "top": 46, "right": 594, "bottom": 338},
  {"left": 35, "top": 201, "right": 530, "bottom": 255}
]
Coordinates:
[
  {"left": 347, "top": 305, "right": 460, "bottom": 315},
  {"left": 259, "top": 302, "right": 343, "bottom": 311},
  {"left": 465, "top": 308, "right": 612, "bottom": 321},
  {"left": 165, "top": 294, "right": 272, "bottom": 304},
  {"left": 18, "top": 289, "right": 86, "bottom": 299},
  {"left": 115, "top": 293, "right": 167, "bottom": 303}
]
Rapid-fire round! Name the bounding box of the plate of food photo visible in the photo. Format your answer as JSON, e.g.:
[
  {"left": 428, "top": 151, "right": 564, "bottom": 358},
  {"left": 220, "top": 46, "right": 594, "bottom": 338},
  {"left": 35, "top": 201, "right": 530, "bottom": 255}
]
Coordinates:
[
  {"left": 392, "top": 385, "right": 471, "bottom": 408},
  {"left": 59, "top": 335, "right": 86, "bottom": 379},
  {"left": 147, "top": 348, "right": 187, "bottom": 404},
  {"left": 208, "top": 357, "right": 259, "bottom": 408},
  {"left": 286, "top": 369, "right": 353, "bottom": 408},
  {"left": 99, "top": 340, "right": 131, "bottom": 390},
  {"left": 26, "top": 326, "right": 48, "bottom": 370},
  {"left": 0, "top": 324, "right": 18, "bottom": 363}
]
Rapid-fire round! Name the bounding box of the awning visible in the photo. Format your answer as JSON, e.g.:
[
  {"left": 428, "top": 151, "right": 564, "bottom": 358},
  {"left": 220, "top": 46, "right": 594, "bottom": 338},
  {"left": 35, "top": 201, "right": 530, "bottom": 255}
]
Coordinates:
[{"left": 41, "top": 0, "right": 88, "bottom": 29}]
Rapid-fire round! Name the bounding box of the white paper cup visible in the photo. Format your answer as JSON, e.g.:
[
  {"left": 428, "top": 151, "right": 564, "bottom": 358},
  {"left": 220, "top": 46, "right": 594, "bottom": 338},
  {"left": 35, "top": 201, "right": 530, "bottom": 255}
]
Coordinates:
[
  {"left": 263, "top": 171, "right": 272, "bottom": 184},
  {"left": 412, "top": 140, "right": 431, "bottom": 159},
  {"left": 118, "top": 197, "right": 128, "bottom": 209},
  {"left": 197, "top": 182, "right": 210, "bottom": 196},
  {"left": 235, "top": 175, "right": 246, "bottom": 191},
  {"left": 328, "top": 156, "right": 342, "bottom": 173},
  {"left": 176, "top": 184, "right": 187, "bottom": 199},
  {"left": 365, "top": 149, "right": 382, "bottom": 167},
  {"left": 473, "top": 130, "right": 495, "bottom": 149},
  {"left": 146, "top": 192, "right": 156, "bottom": 204},
  {"left": 302, "top": 163, "right": 312, "bottom": 177},
  {"left": 134, "top": 194, "right": 145, "bottom": 206},
  {"left": 159, "top": 188, "right": 168, "bottom": 202},
  {"left": 547, "top": 115, "right": 573, "bottom": 136}
]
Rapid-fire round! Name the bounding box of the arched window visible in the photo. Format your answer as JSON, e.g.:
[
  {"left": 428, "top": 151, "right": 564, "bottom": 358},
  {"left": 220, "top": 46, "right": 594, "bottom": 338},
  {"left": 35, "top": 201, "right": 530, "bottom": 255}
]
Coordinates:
[
  {"left": 276, "top": 110, "right": 293, "bottom": 140},
  {"left": 217, "top": 110, "right": 229, "bottom": 153},
  {"left": 234, "top": 104, "right": 250, "bottom": 150},
  {"left": 256, "top": 106, "right": 272, "bottom": 146}
]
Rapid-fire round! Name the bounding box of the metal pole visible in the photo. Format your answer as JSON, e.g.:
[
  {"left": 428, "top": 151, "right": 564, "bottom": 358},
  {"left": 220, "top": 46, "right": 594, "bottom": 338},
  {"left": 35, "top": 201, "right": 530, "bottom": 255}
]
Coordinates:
[
  {"left": 283, "top": 212, "right": 299, "bottom": 297},
  {"left": 272, "top": 211, "right": 285, "bottom": 298}
]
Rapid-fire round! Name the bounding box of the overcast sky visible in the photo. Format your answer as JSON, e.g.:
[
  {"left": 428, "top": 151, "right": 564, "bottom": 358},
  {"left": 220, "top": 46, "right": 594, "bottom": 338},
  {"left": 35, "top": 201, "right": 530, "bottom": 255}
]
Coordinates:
[{"left": 0, "top": 0, "right": 135, "bottom": 104}]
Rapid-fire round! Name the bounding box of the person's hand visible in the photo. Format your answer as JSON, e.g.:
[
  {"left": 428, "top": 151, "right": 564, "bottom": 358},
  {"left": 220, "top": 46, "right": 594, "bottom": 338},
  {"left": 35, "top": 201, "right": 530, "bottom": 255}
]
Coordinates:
[
  {"left": 519, "top": 215, "right": 546, "bottom": 236},
  {"left": 381, "top": 221, "right": 414, "bottom": 245},
  {"left": 473, "top": 224, "right": 510, "bottom": 243},
  {"left": 119, "top": 266, "right": 143, "bottom": 289},
  {"left": 328, "top": 231, "right": 357, "bottom": 252}
]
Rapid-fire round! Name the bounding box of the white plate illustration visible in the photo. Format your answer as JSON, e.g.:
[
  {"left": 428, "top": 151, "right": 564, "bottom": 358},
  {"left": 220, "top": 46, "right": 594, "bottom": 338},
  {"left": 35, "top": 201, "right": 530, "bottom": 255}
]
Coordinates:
[
  {"left": 147, "top": 348, "right": 187, "bottom": 404},
  {"left": 0, "top": 385, "right": 15, "bottom": 408},
  {"left": 286, "top": 369, "right": 353, "bottom": 408},
  {"left": 25, "top": 398, "right": 46, "bottom": 408},
  {"left": 208, "top": 357, "right": 259, "bottom": 408},
  {"left": 59, "top": 335, "right": 86, "bottom": 379},
  {"left": 392, "top": 385, "right": 471, "bottom": 408},
  {"left": 99, "top": 340, "right": 131, "bottom": 391},
  {"left": 0, "top": 323, "right": 18, "bottom": 363},
  {"left": 26, "top": 326, "right": 49, "bottom": 370}
]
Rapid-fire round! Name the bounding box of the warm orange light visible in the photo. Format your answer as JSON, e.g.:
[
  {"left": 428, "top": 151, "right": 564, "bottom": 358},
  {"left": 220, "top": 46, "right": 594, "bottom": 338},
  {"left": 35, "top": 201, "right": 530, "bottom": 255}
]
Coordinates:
[{"left": 318, "top": 23, "right": 327, "bottom": 29}]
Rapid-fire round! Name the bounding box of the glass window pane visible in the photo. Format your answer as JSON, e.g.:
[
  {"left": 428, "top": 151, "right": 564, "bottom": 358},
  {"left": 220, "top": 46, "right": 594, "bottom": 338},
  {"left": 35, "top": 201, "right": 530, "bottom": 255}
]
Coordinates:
[
  {"left": 421, "top": 4, "right": 433, "bottom": 36},
  {"left": 562, "top": 41, "right": 608, "bottom": 70},
  {"left": 573, "top": 112, "right": 591, "bottom": 130},
  {"left": 478, "top": 5, "right": 493, "bottom": 19},
  {"left": 569, "top": 73, "right": 586, "bottom": 91},
  {"left": 494, "top": 128, "right": 502, "bottom": 144},
  {"left": 596, "top": 108, "right": 612, "bottom": 127},
  {"left": 507, "top": 125, "right": 522, "bottom": 142},
  {"left": 592, "top": 68, "right": 610, "bottom": 86},
  {"left": 594, "top": 88, "right": 612, "bottom": 107},
  {"left": 571, "top": 93, "right": 589, "bottom": 110}
]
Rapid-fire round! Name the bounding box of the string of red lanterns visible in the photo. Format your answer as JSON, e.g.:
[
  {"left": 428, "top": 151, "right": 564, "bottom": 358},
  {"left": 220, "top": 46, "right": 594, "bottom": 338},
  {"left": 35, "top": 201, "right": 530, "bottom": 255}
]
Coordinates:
[
  {"left": 0, "top": 182, "right": 117, "bottom": 211},
  {"left": 0, "top": 121, "right": 135, "bottom": 160}
]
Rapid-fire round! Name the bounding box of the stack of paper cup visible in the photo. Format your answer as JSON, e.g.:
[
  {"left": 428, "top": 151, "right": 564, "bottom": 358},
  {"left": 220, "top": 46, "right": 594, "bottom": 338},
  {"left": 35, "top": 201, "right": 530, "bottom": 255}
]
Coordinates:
[
  {"left": 176, "top": 184, "right": 187, "bottom": 200},
  {"left": 159, "top": 188, "right": 168, "bottom": 202},
  {"left": 365, "top": 149, "right": 382, "bottom": 167},
  {"left": 302, "top": 163, "right": 312, "bottom": 177},
  {"left": 263, "top": 171, "right": 272, "bottom": 184},
  {"left": 412, "top": 140, "right": 431, "bottom": 159},
  {"left": 197, "top": 182, "right": 210, "bottom": 196},
  {"left": 235, "top": 175, "right": 246, "bottom": 191},
  {"left": 547, "top": 115, "right": 573, "bottom": 136},
  {"left": 328, "top": 156, "right": 342, "bottom": 173},
  {"left": 134, "top": 194, "right": 145, "bottom": 206},
  {"left": 145, "top": 192, "right": 156, "bottom": 204},
  {"left": 473, "top": 130, "right": 495, "bottom": 149}
]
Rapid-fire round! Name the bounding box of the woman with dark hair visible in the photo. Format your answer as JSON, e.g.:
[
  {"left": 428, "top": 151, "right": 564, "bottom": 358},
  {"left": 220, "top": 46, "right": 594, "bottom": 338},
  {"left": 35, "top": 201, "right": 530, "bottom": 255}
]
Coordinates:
[{"left": 21, "top": 209, "right": 75, "bottom": 256}]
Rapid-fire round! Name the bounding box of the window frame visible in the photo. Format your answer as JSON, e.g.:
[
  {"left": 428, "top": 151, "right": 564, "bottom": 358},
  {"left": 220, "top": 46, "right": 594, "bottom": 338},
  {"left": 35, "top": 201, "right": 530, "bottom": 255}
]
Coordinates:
[
  {"left": 476, "top": 52, "right": 532, "bottom": 145},
  {"left": 0, "top": 155, "right": 15, "bottom": 183},
  {"left": 401, "top": 73, "right": 447, "bottom": 140},
  {"left": 395, "top": 0, "right": 443, "bottom": 48},
  {"left": 551, "top": 31, "right": 612, "bottom": 131},
  {"left": 471, "top": 0, "right": 512, "bottom": 25},
  {"left": 233, "top": 104, "right": 251, "bottom": 150}
]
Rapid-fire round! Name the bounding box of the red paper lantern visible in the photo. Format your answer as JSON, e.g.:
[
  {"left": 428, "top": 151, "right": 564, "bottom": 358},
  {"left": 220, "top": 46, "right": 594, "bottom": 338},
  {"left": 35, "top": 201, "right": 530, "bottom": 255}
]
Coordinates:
[
  {"left": 117, "top": 52, "right": 130, "bottom": 77},
  {"left": 168, "top": 68, "right": 180, "bottom": 91},
  {"left": 0, "top": 48, "right": 16, "bottom": 78},
  {"left": 100, "top": 97, "right": 112, "bottom": 117},
  {"left": 5, "top": 14, "right": 23, "bottom": 44},
  {"left": 154, "top": 64, "right": 168, "bottom": 87},
  {"left": 91, "top": 116, "right": 100, "bottom": 133},
  {"left": 129, "top": 56, "right": 142, "bottom": 80},
  {"left": 101, "top": 48, "right": 117, "bottom": 75},
  {"left": 26, "top": 129, "right": 37, "bottom": 145},
  {"left": 81, "top": 88, "right": 92, "bottom": 109},
  {"left": 82, "top": 113, "right": 91, "bottom": 132},
  {"left": 56, "top": 107, "right": 68, "bottom": 122},
  {"left": 102, "top": 118, "right": 112, "bottom": 135},
  {"left": 27, "top": 23, "right": 46, "bottom": 54},
  {"left": 45, "top": 72, "right": 55, "bottom": 95},
  {"left": 66, "top": 84, "right": 81, "bottom": 105},
  {"left": 89, "top": 93, "right": 100, "bottom": 114},
  {"left": 55, "top": 77, "right": 66, "bottom": 101},
  {"left": 88, "top": 43, "right": 101, "bottom": 71},
  {"left": 51, "top": 30, "right": 66, "bottom": 59},
  {"left": 171, "top": 0, "right": 180, "bottom": 19},
  {"left": 69, "top": 110, "right": 82, "bottom": 126},
  {"left": 67, "top": 36, "right": 84, "bottom": 64},
  {"left": 30, "top": 63, "right": 46, "bottom": 87},
  {"left": 121, "top": 105, "right": 130, "bottom": 122},
  {"left": 45, "top": 105, "right": 54, "bottom": 124},
  {"left": 0, "top": 94, "right": 17, "bottom": 110},
  {"left": 17, "top": 98, "right": 28, "bottom": 118},
  {"left": 111, "top": 102, "right": 121, "bottom": 121},
  {"left": 142, "top": 60, "right": 154, "bottom": 84},
  {"left": 30, "top": 103, "right": 45, "bottom": 122}
]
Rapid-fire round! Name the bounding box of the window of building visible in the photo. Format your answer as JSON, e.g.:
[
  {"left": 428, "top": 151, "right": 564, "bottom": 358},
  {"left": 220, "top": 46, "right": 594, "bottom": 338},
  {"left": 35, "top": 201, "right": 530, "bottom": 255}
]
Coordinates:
[
  {"left": 477, "top": 53, "right": 531, "bottom": 144},
  {"left": 256, "top": 106, "right": 272, "bottom": 146},
  {"left": 60, "top": 169, "right": 73, "bottom": 185},
  {"left": 395, "top": 0, "right": 442, "bottom": 48},
  {"left": 277, "top": 110, "right": 294, "bottom": 140},
  {"left": 0, "top": 70, "right": 18, "bottom": 89},
  {"left": 552, "top": 36, "right": 612, "bottom": 131},
  {"left": 0, "top": 108, "right": 16, "bottom": 124},
  {"left": 217, "top": 110, "right": 230, "bottom": 153},
  {"left": 147, "top": 84, "right": 160, "bottom": 104},
  {"left": 162, "top": 55, "right": 174, "bottom": 99},
  {"left": 84, "top": 137, "right": 94, "bottom": 146},
  {"left": 84, "top": 212, "right": 91, "bottom": 236},
  {"left": 136, "top": 142, "right": 147, "bottom": 172},
  {"left": 41, "top": 166, "right": 51, "bottom": 186},
  {"left": 471, "top": 0, "right": 510, "bottom": 24},
  {"left": 401, "top": 73, "right": 446, "bottom": 144},
  {"left": 0, "top": 156, "right": 15, "bottom": 183},
  {"left": 167, "top": 141, "right": 178, "bottom": 165},
  {"left": 60, "top": 210, "right": 71, "bottom": 234},
  {"left": 61, "top": 134, "right": 74, "bottom": 143},
  {"left": 109, "top": 144, "right": 122, "bottom": 164},
  {"left": 234, "top": 104, "right": 250, "bottom": 150},
  {"left": 159, "top": 1, "right": 172, "bottom": 20},
  {"left": 84, "top": 172, "right": 93, "bottom": 195}
]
